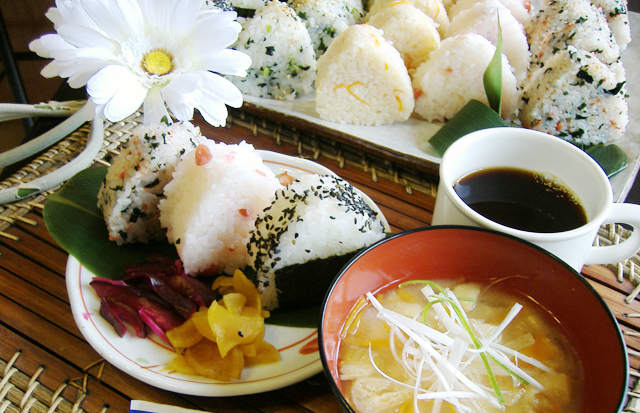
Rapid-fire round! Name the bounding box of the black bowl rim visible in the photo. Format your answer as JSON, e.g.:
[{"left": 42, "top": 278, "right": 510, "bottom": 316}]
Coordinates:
[{"left": 317, "top": 225, "right": 629, "bottom": 413}]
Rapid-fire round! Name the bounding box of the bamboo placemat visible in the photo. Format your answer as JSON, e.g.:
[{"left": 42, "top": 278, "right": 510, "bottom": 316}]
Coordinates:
[
  {"left": 0, "top": 109, "right": 636, "bottom": 283},
  {"left": 0, "top": 351, "right": 96, "bottom": 413},
  {"left": 1, "top": 108, "right": 639, "bottom": 412}
]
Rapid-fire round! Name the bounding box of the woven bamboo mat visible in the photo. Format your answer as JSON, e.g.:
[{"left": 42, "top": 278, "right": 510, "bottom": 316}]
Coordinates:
[
  {"left": 0, "top": 351, "right": 98, "bottom": 413},
  {"left": 1, "top": 109, "right": 640, "bottom": 412},
  {"left": 0, "top": 109, "right": 637, "bottom": 283}
]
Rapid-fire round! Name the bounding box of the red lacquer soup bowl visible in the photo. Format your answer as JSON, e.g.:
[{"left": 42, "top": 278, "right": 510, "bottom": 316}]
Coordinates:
[{"left": 319, "top": 226, "right": 628, "bottom": 413}]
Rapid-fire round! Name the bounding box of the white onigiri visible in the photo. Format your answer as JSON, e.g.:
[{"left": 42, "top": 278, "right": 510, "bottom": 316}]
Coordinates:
[
  {"left": 289, "top": 0, "right": 361, "bottom": 57},
  {"left": 315, "top": 24, "right": 415, "bottom": 126},
  {"left": 447, "top": 0, "right": 532, "bottom": 29},
  {"left": 445, "top": 0, "right": 530, "bottom": 82},
  {"left": 229, "top": 0, "right": 316, "bottom": 100},
  {"left": 412, "top": 33, "right": 518, "bottom": 122},
  {"left": 365, "top": 0, "right": 450, "bottom": 35},
  {"left": 98, "top": 122, "right": 206, "bottom": 245},
  {"left": 519, "top": 46, "right": 628, "bottom": 145},
  {"left": 368, "top": 2, "right": 441, "bottom": 71},
  {"left": 159, "top": 141, "right": 281, "bottom": 275}
]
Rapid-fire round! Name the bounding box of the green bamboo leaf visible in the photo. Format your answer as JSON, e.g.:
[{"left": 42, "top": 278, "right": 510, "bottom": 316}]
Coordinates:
[
  {"left": 428, "top": 99, "right": 508, "bottom": 156},
  {"left": 43, "top": 167, "right": 177, "bottom": 279},
  {"left": 483, "top": 12, "right": 503, "bottom": 115},
  {"left": 585, "top": 144, "right": 629, "bottom": 177}
]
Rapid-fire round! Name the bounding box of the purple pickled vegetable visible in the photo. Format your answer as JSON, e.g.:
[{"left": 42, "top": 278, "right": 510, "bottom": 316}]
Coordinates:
[
  {"left": 164, "top": 275, "right": 217, "bottom": 308},
  {"left": 99, "top": 298, "right": 128, "bottom": 337},
  {"left": 90, "top": 256, "right": 218, "bottom": 342},
  {"left": 90, "top": 279, "right": 140, "bottom": 299},
  {"left": 124, "top": 255, "right": 184, "bottom": 277},
  {"left": 147, "top": 276, "right": 197, "bottom": 319},
  {"left": 100, "top": 297, "right": 147, "bottom": 338},
  {"left": 114, "top": 294, "right": 185, "bottom": 331},
  {"left": 139, "top": 309, "right": 171, "bottom": 345}
]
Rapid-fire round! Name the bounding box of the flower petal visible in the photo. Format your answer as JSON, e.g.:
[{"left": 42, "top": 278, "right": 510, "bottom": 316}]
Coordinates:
[
  {"left": 138, "top": 0, "right": 200, "bottom": 36},
  {"left": 143, "top": 87, "right": 171, "bottom": 125},
  {"left": 54, "top": 0, "right": 102, "bottom": 32},
  {"left": 29, "top": 34, "right": 73, "bottom": 58},
  {"left": 168, "top": 100, "right": 197, "bottom": 122},
  {"left": 163, "top": 74, "right": 202, "bottom": 120},
  {"left": 57, "top": 24, "right": 120, "bottom": 55},
  {"left": 199, "top": 71, "right": 243, "bottom": 108},
  {"left": 63, "top": 60, "right": 114, "bottom": 87},
  {"left": 87, "top": 65, "right": 147, "bottom": 121},
  {"left": 188, "top": 11, "right": 240, "bottom": 53},
  {"left": 163, "top": 74, "right": 200, "bottom": 105},
  {"left": 195, "top": 49, "right": 251, "bottom": 76},
  {"left": 103, "top": 83, "right": 148, "bottom": 121},
  {"left": 198, "top": 94, "right": 228, "bottom": 127},
  {"left": 40, "top": 60, "right": 65, "bottom": 79},
  {"left": 80, "top": 0, "right": 143, "bottom": 42}
]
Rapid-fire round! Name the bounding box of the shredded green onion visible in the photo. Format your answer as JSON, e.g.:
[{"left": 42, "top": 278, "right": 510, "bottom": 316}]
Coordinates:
[{"left": 363, "top": 280, "right": 550, "bottom": 411}]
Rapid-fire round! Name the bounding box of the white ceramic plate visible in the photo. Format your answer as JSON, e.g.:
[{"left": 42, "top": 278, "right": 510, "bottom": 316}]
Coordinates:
[{"left": 66, "top": 150, "right": 389, "bottom": 396}]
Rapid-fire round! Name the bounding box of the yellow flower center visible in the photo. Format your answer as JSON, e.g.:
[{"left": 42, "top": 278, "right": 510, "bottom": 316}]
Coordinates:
[{"left": 142, "top": 50, "right": 173, "bottom": 75}]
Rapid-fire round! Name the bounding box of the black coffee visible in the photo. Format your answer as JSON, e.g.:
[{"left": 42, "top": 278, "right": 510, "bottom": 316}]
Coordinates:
[{"left": 453, "top": 167, "right": 587, "bottom": 233}]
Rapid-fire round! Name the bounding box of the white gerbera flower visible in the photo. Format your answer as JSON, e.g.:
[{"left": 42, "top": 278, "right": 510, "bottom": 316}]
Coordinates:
[{"left": 29, "top": 0, "right": 251, "bottom": 127}]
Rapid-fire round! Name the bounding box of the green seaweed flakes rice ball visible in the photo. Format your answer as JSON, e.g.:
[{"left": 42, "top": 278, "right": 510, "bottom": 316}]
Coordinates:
[
  {"left": 230, "top": 0, "right": 317, "bottom": 100},
  {"left": 591, "top": 0, "right": 631, "bottom": 50},
  {"left": 315, "top": 24, "right": 415, "bottom": 126},
  {"left": 519, "top": 45, "right": 628, "bottom": 145},
  {"left": 290, "top": 0, "right": 361, "bottom": 58},
  {"left": 247, "top": 174, "right": 387, "bottom": 310},
  {"left": 159, "top": 141, "right": 282, "bottom": 276},
  {"left": 98, "top": 121, "right": 206, "bottom": 245},
  {"left": 528, "top": 0, "right": 621, "bottom": 69}
]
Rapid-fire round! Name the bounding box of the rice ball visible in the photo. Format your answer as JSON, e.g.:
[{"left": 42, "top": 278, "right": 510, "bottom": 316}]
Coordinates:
[
  {"left": 445, "top": 0, "right": 530, "bottom": 82},
  {"left": 159, "top": 141, "right": 281, "bottom": 275},
  {"left": 591, "top": 0, "right": 631, "bottom": 50},
  {"left": 290, "top": 0, "right": 358, "bottom": 57},
  {"left": 366, "top": 0, "right": 450, "bottom": 35},
  {"left": 315, "top": 24, "right": 415, "bottom": 126},
  {"left": 368, "top": 2, "right": 441, "bottom": 71},
  {"left": 98, "top": 122, "right": 206, "bottom": 245},
  {"left": 528, "top": 0, "right": 621, "bottom": 69},
  {"left": 229, "top": 0, "right": 316, "bottom": 100},
  {"left": 412, "top": 33, "right": 518, "bottom": 122},
  {"left": 448, "top": 0, "right": 532, "bottom": 29},
  {"left": 248, "top": 173, "right": 386, "bottom": 310},
  {"left": 519, "top": 46, "right": 628, "bottom": 145}
]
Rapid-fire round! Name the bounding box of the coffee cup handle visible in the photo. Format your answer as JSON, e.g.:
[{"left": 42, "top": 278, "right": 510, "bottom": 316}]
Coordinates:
[{"left": 585, "top": 203, "right": 640, "bottom": 266}]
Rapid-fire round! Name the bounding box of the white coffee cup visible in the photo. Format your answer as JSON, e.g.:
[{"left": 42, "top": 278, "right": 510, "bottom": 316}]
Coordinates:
[{"left": 432, "top": 127, "right": 640, "bottom": 272}]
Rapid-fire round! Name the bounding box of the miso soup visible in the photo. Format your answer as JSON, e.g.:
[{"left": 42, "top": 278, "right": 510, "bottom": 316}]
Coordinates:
[{"left": 338, "top": 279, "right": 583, "bottom": 413}]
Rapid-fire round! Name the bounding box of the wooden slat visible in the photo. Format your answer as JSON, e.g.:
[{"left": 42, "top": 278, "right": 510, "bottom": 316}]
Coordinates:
[
  {"left": 1, "top": 222, "right": 68, "bottom": 275},
  {"left": 0, "top": 243, "right": 68, "bottom": 301}
]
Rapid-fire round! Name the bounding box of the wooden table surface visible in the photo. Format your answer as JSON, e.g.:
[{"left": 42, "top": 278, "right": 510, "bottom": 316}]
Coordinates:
[{"left": 1, "top": 112, "right": 640, "bottom": 413}]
